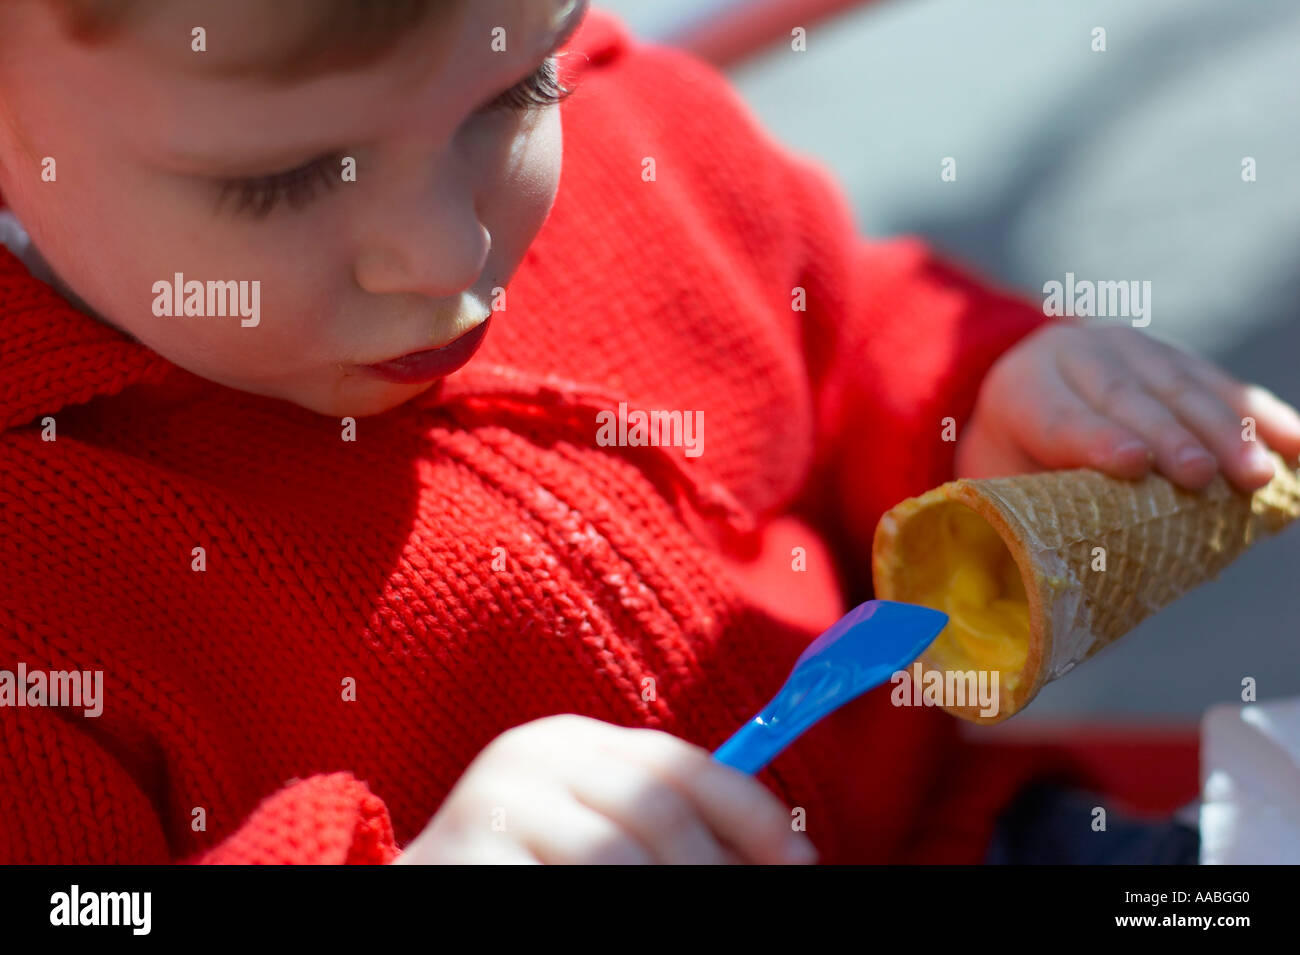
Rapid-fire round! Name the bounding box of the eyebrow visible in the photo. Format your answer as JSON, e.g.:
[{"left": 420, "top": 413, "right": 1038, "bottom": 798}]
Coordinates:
[{"left": 196, "top": 1, "right": 467, "bottom": 85}]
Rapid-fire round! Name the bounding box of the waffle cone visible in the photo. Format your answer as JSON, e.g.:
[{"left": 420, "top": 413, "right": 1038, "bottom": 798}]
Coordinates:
[{"left": 872, "top": 454, "right": 1300, "bottom": 724}]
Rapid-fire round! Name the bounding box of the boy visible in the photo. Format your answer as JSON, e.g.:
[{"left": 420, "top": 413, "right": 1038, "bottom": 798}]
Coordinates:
[{"left": 1, "top": 0, "right": 1297, "bottom": 863}]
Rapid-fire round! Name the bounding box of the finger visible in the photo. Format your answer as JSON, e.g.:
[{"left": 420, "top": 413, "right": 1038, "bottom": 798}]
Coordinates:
[
  {"left": 510, "top": 716, "right": 815, "bottom": 864},
  {"left": 718, "top": 844, "right": 746, "bottom": 865},
  {"left": 608, "top": 727, "right": 817, "bottom": 865},
  {"left": 565, "top": 754, "right": 729, "bottom": 865},
  {"left": 1166, "top": 386, "right": 1275, "bottom": 491},
  {"left": 425, "top": 836, "right": 543, "bottom": 865},
  {"left": 396, "top": 825, "right": 542, "bottom": 864},
  {"left": 506, "top": 716, "right": 725, "bottom": 863},
  {"left": 480, "top": 846, "right": 543, "bottom": 865},
  {"left": 1183, "top": 365, "right": 1300, "bottom": 464},
  {"left": 517, "top": 790, "right": 655, "bottom": 865},
  {"left": 1120, "top": 347, "right": 1276, "bottom": 490},
  {"left": 1006, "top": 357, "right": 1153, "bottom": 477},
  {"left": 1057, "top": 347, "right": 1219, "bottom": 488},
  {"left": 1230, "top": 383, "right": 1300, "bottom": 460},
  {"left": 1083, "top": 381, "right": 1221, "bottom": 490}
]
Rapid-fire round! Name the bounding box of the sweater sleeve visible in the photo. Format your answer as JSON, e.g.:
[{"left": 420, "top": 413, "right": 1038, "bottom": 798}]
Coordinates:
[
  {"left": 190, "top": 773, "right": 399, "bottom": 865},
  {"left": 778, "top": 151, "right": 1051, "bottom": 597},
  {"left": 0, "top": 704, "right": 398, "bottom": 864}
]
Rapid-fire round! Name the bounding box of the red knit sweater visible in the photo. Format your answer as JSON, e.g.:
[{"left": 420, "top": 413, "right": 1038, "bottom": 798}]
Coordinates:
[{"left": 0, "top": 9, "right": 1079, "bottom": 864}]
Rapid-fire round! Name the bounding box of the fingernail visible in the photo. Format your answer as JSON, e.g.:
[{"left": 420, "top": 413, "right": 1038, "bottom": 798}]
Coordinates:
[
  {"left": 784, "top": 835, "right": 818, "bottom": 864},
  {"left": 1244, "top": 443, "right": 1275, "bottom": 477},
  {"left": 1176, "top": 445, "right": 1214, "bottom": 469},
  {"left": 1113, "top": 439, "right": 1149, "bottom": 460}
]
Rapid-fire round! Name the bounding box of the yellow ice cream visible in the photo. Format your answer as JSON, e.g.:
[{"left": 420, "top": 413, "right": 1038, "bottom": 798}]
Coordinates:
[{"left": 895, "top": 503, "right": 1030, "bottom": 690}]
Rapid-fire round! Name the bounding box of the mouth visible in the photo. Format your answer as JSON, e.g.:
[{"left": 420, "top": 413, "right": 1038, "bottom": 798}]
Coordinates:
[{"left": 356, "top": 318, "right": 491, "bottom": 384}]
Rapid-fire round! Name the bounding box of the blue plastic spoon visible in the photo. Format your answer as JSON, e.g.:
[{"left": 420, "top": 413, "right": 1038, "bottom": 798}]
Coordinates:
[{"left": 712, "top": 600, "right": 948, "bottom": 774}]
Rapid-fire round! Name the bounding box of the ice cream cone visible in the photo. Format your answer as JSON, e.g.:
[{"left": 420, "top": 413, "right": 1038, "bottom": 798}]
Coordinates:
[{"left": 871, "top": 453, "right": 1300, "bottom": 724}]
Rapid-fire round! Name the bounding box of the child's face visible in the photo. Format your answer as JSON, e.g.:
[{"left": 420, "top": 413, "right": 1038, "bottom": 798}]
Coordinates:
[{"left": 0, "top": 0, "right": 587, "bottom": 416}]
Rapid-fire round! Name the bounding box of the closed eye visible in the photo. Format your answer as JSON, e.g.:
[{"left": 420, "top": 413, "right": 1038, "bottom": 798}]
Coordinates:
[
  {"left": 215, "top": 152, "right": 343, "bottom": 219},
  {"left": 213, "top": 58, "right": 575, "bottom": 220}
]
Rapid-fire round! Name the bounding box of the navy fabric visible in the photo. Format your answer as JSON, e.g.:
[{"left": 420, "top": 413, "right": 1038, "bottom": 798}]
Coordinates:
[{"left": 985, "top": 783, "right": 1200, "bottom": 865}]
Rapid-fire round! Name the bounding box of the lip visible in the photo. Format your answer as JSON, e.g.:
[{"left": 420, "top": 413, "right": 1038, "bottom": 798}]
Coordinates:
[{"left": 358, "top": 318, "right": 491, "bottom": 384}]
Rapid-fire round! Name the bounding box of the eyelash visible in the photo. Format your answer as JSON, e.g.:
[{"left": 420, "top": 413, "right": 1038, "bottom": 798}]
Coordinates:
[
  {"left": 215, "top": 153, "right": 341, "bottom": 218},
  {"left": 215, "top": 57, "right": 573, "bottom": 220},
  {"left": 481, "top": 55, "right": 573, "bottom": 113}
]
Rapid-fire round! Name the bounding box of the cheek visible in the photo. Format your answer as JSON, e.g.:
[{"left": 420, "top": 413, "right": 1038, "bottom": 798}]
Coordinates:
[
  {"left": 7, "top": 171, "right": 171, "bottom": 331},
  {"left": 479, "top": 109, "right": 563, "bottom": 277},
  {"left": 0, "top": 98, "right": 180, "bottom": 342},
  {"left": 12, "top": 160, "right": 349, "bottom": 380}
]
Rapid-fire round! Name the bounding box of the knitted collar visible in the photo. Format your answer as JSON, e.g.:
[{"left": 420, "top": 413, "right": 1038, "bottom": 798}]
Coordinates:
[
  {"left": 0, "top": 244, "right": 179, "bottom": 432},
  {"left": 0, "top": 243, "right": 750, "bottom": 540}
]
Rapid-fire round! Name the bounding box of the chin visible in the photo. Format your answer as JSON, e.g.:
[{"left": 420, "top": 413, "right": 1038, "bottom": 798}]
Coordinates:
[{"left": 293, "top": 379, "right": 436, "bottom": 419}]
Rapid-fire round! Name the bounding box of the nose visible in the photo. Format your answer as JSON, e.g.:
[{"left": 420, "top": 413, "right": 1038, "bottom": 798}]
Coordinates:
[{"left": 351, "top": 154, "right": 491, "bottom": 299}]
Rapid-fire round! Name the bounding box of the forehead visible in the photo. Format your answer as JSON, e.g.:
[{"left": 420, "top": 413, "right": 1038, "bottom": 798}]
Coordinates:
[
  {"left": 120, "top": 0, "right": 574, "bottom": 82},
  {"left": 9, "top": 0, "right": 579, "bottom": 169}
]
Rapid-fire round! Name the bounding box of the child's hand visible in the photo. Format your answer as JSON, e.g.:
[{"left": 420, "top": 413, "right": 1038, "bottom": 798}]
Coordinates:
[
  {"left": 956, "top": 324, "right": 1300, "bottom": 492},
  {"left": 393, "top": 714, "right": 817, "bottom": 864}
]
